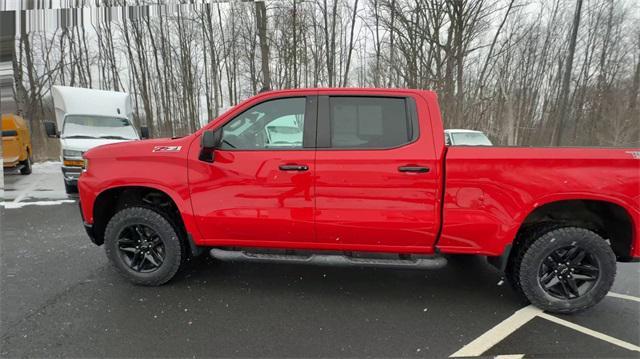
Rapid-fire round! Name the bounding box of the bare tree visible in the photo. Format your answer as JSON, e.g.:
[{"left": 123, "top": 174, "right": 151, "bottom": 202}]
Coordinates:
[
  {"left": 11, "top": 0, "right": 640, "bottom": 160},
  {"left": 255, "top": 0, "right": 272, "bottom": 90},
  {"left": 553, "top": 0, "right": 583, "bottom": 146}
]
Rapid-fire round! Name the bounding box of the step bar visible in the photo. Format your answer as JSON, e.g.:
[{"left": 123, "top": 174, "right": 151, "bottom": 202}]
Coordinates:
[{"left": 209, "top": 248, "right": 447, "bottom": 270}]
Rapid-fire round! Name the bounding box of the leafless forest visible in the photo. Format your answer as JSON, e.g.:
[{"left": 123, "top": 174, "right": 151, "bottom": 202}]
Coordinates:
[{"left": 10, "top": 0, "right": 640, "bottom": 159}]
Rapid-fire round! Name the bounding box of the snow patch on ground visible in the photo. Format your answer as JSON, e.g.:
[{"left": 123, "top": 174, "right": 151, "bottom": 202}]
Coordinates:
[
  {"left": 3, "top": 200, "right": 76, "bottom": 209},
  {"left": 31, "top": 161, "right": 63, "bottom": 174},
  {"left": 3, "top": 161, "right": 69, "bottom": 207}
]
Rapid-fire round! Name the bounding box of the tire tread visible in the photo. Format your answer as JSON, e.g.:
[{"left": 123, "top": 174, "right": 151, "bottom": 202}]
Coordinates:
[
  {"left": 104, "top": 206, "right": 183, "bottom": 286},
  {"left": 518, "top": 226, "right": 616, "bottom": 314}
]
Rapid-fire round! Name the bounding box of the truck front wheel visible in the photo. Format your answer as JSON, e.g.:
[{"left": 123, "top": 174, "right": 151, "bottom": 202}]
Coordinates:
[
  {"left": 104, "top": 207, "right": 184, "bottom": 286},
  {"left": 517, "top": 227, "right": 616, "bottom": 314}
]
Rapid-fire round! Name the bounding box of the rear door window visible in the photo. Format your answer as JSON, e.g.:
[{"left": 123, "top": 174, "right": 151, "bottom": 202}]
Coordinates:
[{"left": 328, "top": 97, "right": 415, "bottom": 149}]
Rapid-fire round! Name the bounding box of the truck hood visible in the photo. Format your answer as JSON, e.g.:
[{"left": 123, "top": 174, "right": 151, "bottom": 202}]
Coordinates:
[
  {"left": 83, "top": 136, "right": 190, "bottom": 160},
  {"left": 61, "top": 137, "right": 136, "bottom": 153}
]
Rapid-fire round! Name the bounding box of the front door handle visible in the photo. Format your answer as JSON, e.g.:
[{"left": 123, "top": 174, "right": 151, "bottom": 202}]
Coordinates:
[
  {"left": 398, "top": 166, "right": 430, "bottom": 173},
  {"left": 279, "top": 164, "right": 309, "bottom": 171}
]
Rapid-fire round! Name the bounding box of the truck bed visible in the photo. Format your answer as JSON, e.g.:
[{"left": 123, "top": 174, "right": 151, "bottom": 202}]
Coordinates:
[{"left": 439, "top": 146, "right": 640, "bottom": 258}]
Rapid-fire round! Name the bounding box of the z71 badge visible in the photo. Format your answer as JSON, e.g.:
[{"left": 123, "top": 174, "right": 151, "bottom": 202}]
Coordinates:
[
  {"left": 153, "top": 146, "right": 182, "bottom": 153},
  {"left": 626, "top": 151, "right": 640, "bottom": 159}
]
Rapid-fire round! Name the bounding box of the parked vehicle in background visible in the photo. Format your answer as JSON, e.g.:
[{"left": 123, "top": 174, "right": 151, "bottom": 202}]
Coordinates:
[
  {"left": 445, "top": 129, "right": 492, "bottom": 146},
  {"left": 2, "top": 113, "right": 32, "bottom": 175},
  {"left": 78, "top": 88, "right": 639, "bottom": 314},
  {"left": 45, "top": 86, "right": 149, "bottom": 194}
]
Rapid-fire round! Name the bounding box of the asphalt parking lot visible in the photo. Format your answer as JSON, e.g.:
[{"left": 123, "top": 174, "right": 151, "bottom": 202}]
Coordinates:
[{"left": 2, "top": 163, "right": 639, "bottom": 358}]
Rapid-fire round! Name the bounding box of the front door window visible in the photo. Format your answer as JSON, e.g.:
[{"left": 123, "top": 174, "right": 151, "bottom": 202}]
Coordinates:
[{"left": 221, "top": 97, "right": 306, "bottom": 150}]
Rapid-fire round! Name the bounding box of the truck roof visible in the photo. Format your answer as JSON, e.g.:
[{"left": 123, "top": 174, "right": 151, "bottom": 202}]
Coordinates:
[
  {"left": 1, "top": 114, "right": 27, "bottom": 130},
  {"left": 255, "top": 87, "right": 436, "bottom": 97}
]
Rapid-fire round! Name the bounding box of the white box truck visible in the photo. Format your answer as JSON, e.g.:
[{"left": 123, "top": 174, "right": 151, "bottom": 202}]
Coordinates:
[{"left": 45, "top": 86, "right": 148, "bottom": 194}]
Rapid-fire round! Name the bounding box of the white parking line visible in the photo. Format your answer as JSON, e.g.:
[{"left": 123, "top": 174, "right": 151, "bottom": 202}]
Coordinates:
[
  {"left": 3, "top": 200, "right": 76, "bottom": 209},
  {"left": 449, "top": 305, "right": 542, "bottom": 357},
  {"left": 607, "top": 292, "right": 640, "bottom": 303},
  {"left": 451, "top": 293, "right": 640, "bottom": 357},
  {"left": 538, "top": 312, "right": 640, "bottom": 352}
]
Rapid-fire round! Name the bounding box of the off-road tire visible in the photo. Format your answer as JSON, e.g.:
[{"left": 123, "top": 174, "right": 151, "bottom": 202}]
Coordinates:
[
  {"left": 518, "top": 227, "right": 616, "bottom": 314},
  {"left": 104, "top": 207, "right": 184, "bottom": 286},
  {"left": 19, "top": 157, "right": 32, "bottom": 175},
  {"left": 506, "top": 223, "right": 563, "bottom": 297}
]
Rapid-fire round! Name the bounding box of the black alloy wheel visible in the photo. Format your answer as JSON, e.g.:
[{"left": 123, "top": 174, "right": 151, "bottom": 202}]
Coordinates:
[
  {"left": 105, "top": 206, "right": 184, "bottom": 285},
  {"left": 117, "top": 224, "right": 166, "bottom": 273},
  {"left": 538, "top": 245, "right": 600, "bottom": 300},
  {"left": 518, "top": 227, "right": 616, "bottom": 314}
]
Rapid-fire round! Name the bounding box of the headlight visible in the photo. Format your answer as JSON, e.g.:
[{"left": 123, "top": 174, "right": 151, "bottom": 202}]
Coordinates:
[
  {"left": 83, "top": 158, "right": 89, "bottom": 172},
  {"left": 63, "top": 149, "right": 83, "bottom": 158}
]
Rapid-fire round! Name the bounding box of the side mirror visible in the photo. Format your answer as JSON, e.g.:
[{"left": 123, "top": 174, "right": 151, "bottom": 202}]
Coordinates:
[
  {"left": 140, "top": 126, "right": 150, "bottom": 139},
  {"left": 44, "top": 122, "right": 58, "bottom": 138},
  {"left": 199, "top": 128, "right": 223, "bottom": 162}
]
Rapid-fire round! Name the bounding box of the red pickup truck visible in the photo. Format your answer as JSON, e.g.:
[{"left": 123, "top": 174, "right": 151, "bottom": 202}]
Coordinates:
[{"left": 78, "top": 88, "right": 639, "bottom": 313}]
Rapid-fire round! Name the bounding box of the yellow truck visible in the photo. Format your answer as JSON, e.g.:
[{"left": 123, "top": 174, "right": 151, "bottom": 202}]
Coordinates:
[{"left": 2, "top": 114, "right": 32, "bottom": 175}]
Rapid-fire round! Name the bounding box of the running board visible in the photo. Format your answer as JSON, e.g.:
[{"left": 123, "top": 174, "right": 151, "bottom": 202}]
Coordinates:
[{"left": 209, "top": 248, "right": 447, "bottom": 269}]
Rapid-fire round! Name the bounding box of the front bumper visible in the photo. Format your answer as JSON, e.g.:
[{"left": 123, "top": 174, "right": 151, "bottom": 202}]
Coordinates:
[
  {"left": 79, "top": 201, "right": 100, "bottom": 245},
  {"left": 83, "top": 222, "right": 99, "bottom": 245},
  {"left": 62, "top": 166, "right": 82, "bottom": 183}
]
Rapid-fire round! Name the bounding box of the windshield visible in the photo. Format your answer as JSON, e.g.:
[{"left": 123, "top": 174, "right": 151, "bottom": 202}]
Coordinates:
[
  {"left": 62, "top": 115, "right": 138, "bottom": 140},
  {"left": 451, "top": 132, "right": 492, "bottom": 146}
]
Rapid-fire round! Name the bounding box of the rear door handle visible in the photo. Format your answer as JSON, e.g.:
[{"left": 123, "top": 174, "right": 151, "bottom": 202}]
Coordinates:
[
  {"left": 398, "top": 166, "right": 430, "bottom": 173},
  {"left": 279, "top": 164, "right": 309, "bottom": 171}
]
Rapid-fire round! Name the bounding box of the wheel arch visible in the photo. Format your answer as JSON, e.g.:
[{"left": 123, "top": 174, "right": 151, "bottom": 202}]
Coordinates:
[
  {"left": 512, "top": 198, "right": 636, "bottom": 262},
  {"left": 91, "top": 185, "right": 194, "bottom": 249},
  {"left": 21, "top": 144, "right": 31, "bottom": 161}
]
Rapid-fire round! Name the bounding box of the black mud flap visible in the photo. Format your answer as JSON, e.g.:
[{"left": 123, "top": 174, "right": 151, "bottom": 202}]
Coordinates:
[{"left": 487, "top": 244, "right": 512, "bottom": 273}]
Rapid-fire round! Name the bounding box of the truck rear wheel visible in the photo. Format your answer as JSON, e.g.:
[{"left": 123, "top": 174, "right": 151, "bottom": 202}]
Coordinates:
[
  {"left": 19, "top": 157, "right": 32, "bottom": 175},
  {"left": 104, "top": 207, "right": 184, "bottom": 286},
  {"left": 517, "top": 227, "right": 616, "bottom": 314}
]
